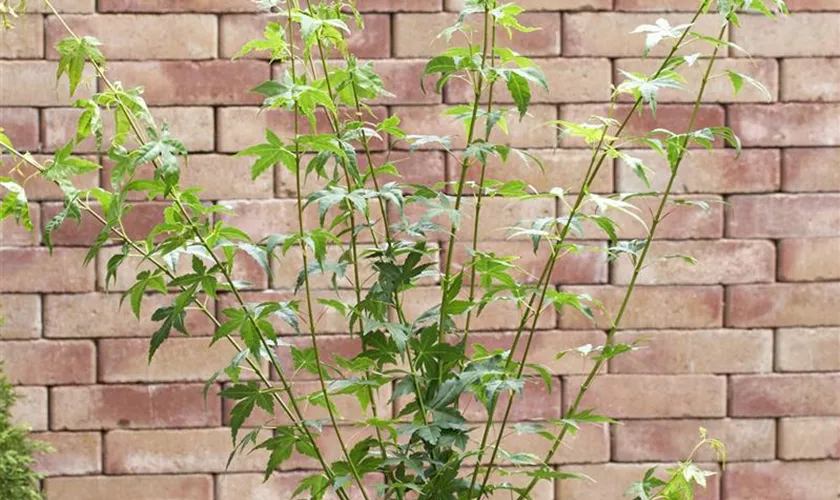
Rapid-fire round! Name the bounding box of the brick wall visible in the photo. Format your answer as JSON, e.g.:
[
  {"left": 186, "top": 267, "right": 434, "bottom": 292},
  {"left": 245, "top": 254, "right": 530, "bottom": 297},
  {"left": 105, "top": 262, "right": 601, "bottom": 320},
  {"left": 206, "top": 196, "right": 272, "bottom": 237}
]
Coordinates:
[{"left": 1, "top": 0, "right": 839, "bottom": 499}]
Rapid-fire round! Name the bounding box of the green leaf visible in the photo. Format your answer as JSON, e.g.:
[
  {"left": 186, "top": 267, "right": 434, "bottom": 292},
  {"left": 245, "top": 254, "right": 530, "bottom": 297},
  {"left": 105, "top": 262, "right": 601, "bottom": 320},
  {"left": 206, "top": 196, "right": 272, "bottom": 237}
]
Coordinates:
[
  {"left": 725, "top": 70, "right": 772, "bottom": 101},
  {"left": 55, "top": 36, "right": 104, "bottom": 96},
  {"left": 506, "top": 71, "right": 531, "bottom": 119},
  {"left": 0, "top": 178, "right": 33, "bottom": 232},
  {"left": 237, "top": 129, "right": 297, "bottom": 178}
]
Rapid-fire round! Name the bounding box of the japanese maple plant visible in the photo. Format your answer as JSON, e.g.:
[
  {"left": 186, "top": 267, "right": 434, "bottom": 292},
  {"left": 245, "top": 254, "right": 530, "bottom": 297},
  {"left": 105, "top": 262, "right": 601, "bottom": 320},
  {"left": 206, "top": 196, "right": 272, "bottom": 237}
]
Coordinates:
[{"left": 0, "top": 0, "right": 786, "bottom": 498}]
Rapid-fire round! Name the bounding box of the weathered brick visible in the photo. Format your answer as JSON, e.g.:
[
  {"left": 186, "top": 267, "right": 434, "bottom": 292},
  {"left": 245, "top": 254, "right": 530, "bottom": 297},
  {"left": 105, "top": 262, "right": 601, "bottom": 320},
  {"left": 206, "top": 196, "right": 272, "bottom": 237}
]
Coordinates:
[
  {"left": 611, "top": 329, "right": 774, "bottom": 374},
  {"left": 779, "top": 238, "right": 840, "bottom": 281},
  {"left": 105, "top": 428, "right": 267, "bottom": 473},
  {"left": 612, "top": 240, "right": 776, "bottom": 285},
  {"left": 220, "top": 14, "right": 390, "bottom": 60},
  {"left": 107, "top": 61, "right": 268, "bottom": 105},
  {"left": 216, "top": 472, "right": 374, "bottom": 500},
  {"left": 43, "top": 106, "right": 215, "bottom": 153},
  {"left": 612, "top": 0, "right": 711, "bottom": 10},
  {"left": 781, "top": 58, "right": 840, "bottom": 101},
  {"left": 727, "top": 194, "right": 840, "bottom": 238},
  {"left": 449, "top": 240, "right": 608, "bottom": 285},
  {"left": 447, "top": 58, "right": 612, "bottom": 104},
  {"left": 471, "top": 331, "right": 605, "bottom": 376},
  {"left": 447, "top": 0, "right": 610, "bottom": 9},
  {"left": 728, "top": 283, "right": 840, "bottom": 328},
  {"left": 46, "top": 14, "right": 217, "bottom": 60},
  {"left": 51, "top": 384, "right": 221, "bottom": 430},
  {"left": 0, "top": 202, "right": 40, "bottom": 246},
  {"left": 732, "top": 13, "right": 840, "bottom": 57},
  {"left": 0, "top": 248, "right": 94, "bottom": 292},
  {"left": 0, "top": 294, "right": 41, "bottom": 339},
  {"left": 731, "top": 374, "right": 840, "bottom": 416},
  {"left": 33, "top": 431, "right": 101, "bottom": 476},
  {"left": 776, "top": 328, "right": 840, "bottom": 372},
  {"left": 782, "top": 148, "right": 840, "bottom": 192},
  {"left": 44, "top": 475, "right": 214, "bottom": 500},
  {"left": 10, "top": 386, "right": 48, "bottom": 431},
  {"left": 560, "top": 285, "right": 723, "bottom": 330},
  {"left": 41, "top": 201, "right": 164, "bottom": 246},
  {"left": 466, "top": 422, "right": 610, "bottom": 465},
  {"left": 564, "top": 13, "right": 724, "bottom": 57},
  {"left": 0, "top": 107, "right": 39, "bottom": 151},
  {"left": 784, "top": 0, "right": 840, "bottom": 9},
  {"left": 393, "top": 104, "right": 557, "bottom": 150},
  {"left": 729, "top": 104, "right": 840, "bottom": 146},
  {"left": 98, "top": 0, "right": 257, "bottom": 12},
  {"left": 99, "top": 337, "right": 265, "bottom": 383},
  {"left": 453, "top": 198, "right": 555, "bottom": 241},
  {"left": 393, "top": 12, "right": 560, "bottom": 58},
  {"left": 216, "top": 199, "right": 323, "bottom": 242},
  {"left": 614, "top": 419, "right": 775, "bottom": 462},
  {"left": 558, "top": 463, "right": 720, "bottom": 500},
  {"left": 457, "top": 377, "right": 560, "bottom": 422},
  {"left": 0, "top": 340, "right": 95, "bottom": 385},
  {"left": 616, "top": 149, "right": 781, "bottom": 194},
  {"left": 724, "top": 461, "right": 840, "bottom": 500},
  {"left": 615, "top": 58, "right": 779, "bottom": 102},
  {"left": 778, "top": 417, "right": 840, "bottom": 460},
  {"left": 0, "top": 61, "right": 94, "bottom": 106},
  {"left": 369, "top": 59, "right": 441, "bottom": 105},
  {"left": 560, "top": 104, "right": 725, "bottom": 149},
  {"left": 401, "top": 286, "right": 557, "bottom": 331},
  {"left": 0, "top": 15, "right": 44, "bottom": 59},
  {"left": 25, "top": 0, "right": 95, "bottom": 12}
]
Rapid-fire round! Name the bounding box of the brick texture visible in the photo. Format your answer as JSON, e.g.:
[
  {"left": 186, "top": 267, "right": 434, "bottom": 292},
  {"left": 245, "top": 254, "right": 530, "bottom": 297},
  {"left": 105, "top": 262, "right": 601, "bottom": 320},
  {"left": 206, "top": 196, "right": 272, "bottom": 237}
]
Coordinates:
[{"left": 1, "top": 1, "right": 838, "bottom": 498}]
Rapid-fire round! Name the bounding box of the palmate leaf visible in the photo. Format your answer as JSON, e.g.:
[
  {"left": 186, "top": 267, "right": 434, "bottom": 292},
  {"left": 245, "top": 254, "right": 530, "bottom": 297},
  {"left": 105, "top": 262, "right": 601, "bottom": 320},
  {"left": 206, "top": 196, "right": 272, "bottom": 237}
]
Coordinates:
[
  {"left": 237, "top": 128, "right": 296, "bottom": 178},
  {"left": 234, "top": 22, "right": 288, "bottom": 61},
  {"left": 55, "top": 35, "right": 104, "bottom": 96},
  {"left": 631, "top": 18, "right": 693, "bottom": 56},
  {"left": 0, "top": 177, "right": 32, "bottom": 231}
]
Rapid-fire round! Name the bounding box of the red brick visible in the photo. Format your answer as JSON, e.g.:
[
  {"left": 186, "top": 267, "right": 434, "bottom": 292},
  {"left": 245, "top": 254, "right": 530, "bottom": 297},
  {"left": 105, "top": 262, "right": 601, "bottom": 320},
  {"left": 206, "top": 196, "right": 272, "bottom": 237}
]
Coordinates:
[
  {"left": 358, "top": 0, "right": 442, "bottom": 11},
  {"left": 615, "top": 58, "right": 779, "bottom": 103},
  {"left": 46, "top": 14, "right": 217, "bottom": 60},
  {"left": 471, "top": 330, "right": 605, "bottom": 376},
  {"left": 99, "top": 337, "right": 266, "bottom": 383},
  {"left": 728, "top": 283, "right": 840, "bottom": 328},
  {"left": 611, "top": 329, "right": 773, "bottom": 374},
  {"left": 781, "top": 58, "right": 840, "bottom": 101},
  {"left": 216, "top": 472, "right": 375, "bottom": 500},
  {"left": 33, "top": 431, "right": 101, "bottom": 476},
  {"left": 220, "top": 14, "right": 390, "bottom": 60},
  {"left": 41, "top": 201, "right": 164, "bottom": 246},
  {"left": 25, "top": 0, "right": 94, "bottom": 12},
  {"left": 447, "top": 0, "right": 610, "bottom": 9},
  {"left": 458, "top": 377, "right": 561, "bottom": 422},
  {"left": 558, "top": 463, "right": 720, "bottom": 500},
  {"left": 732, "top": 13, "right": 840, "bottom": 57},
  {"left": 51, "top": 384, "right": 221, "bottom": 430},
  {"left": 466, "top": 422, "right": 610, "bottom": 465},
  {"left": 614, "top": 419, "right": 775, "bottom": 462},
  {"left": 446, "top": 58, "right": 612, "bottom": 104},
  {"left": 730, "top": 104, "right": 840, "bottom": 146},
  {"left": 43, "top": 106, "right": 215, "bottom": 153},
  {"left": 393, "top": 13, "right": 560, "bottom": 57},
  {"left": 393, "top": 104, "right": 557, "bottom": 150},
  {"left": 776, "top": 328, "right": 840, "bottom": 372},
  {"left": 449, "top": 240, "right": 608, "bottom": 285},
  {"left": 0, "top": 294, "right": 41, "bottom": 339},
  {"left": 782, "top": 148, "right": 840, "bottom": 192},
  {"left": 560, "top": 104, "right": 726, "bottom": 149},
  {"left": 616, "top": 149, "right": 781, "bottom": 194},
  {"left": 0, "top": 107, "right": 39, "bottom": 151},
  {"left": 0, "top": 202, "right": 40, "bottom": 246},
  {"left": 727, "top": 194, "right": 840, "bottom": 238},
  {"left": 565, "top": 374, "right": 727, "bottom": 418},
  {"left": 0, "top": 340, "right": 95, "bottom": 385},
  {"left": 450, "top": 148, "right": 614, "bottom": 194},
  {"left": 216, "top": 199, "right": 323, "bottom": 243},
  {"left": 0, "top": 15, "right": 44, "bottom": 58},
  {"left": 105, "top": 428, "right": 267, "bottom": 473},
  {"left": 778, "top": 417, "right": 840, "bottom": 460},
  {"left": 724, "top": 461, "right": 840, "bottom": 500},
  {"left": 369, "top": 59, "right": 441, "bottom": 105},
  {"left": 44, "top": 475, "right": 214, "bottom": 500},
  {"left": 785, "top": 0, "right": 840, "bottom": 9},
  {"left": 779, "top": 238, "right": 840, "bottom": 281},
  {"left": 98, "top": 0, "right": 257, "bottom": 12},
  {"left": 560, "top": 285, "right": 723, "bottom": 329},
  {"left": 451, "top": 198, "right": 555, "bottom": 241},
  {"left": 1, "top": 154, "right": 99, "bottom": 201},
  {"left": 731, "top": 374, "right": 840, "bottom": 417},
  {"left": 613, "top": 0, "right": 711, "bottom": 10},
  {"left": 0, "top": 61, "right": 95, "bottom": 106},
  {"left": 612, "top": 240, "right": 776, "bottom": 285},
  {"left": 0, "top": 248, "right": 94, "bottom": 292},
  {"left": 564, "top": 13, "right": 724, "bottom": 57},
  {"left": 401, "top": 285, "right": 557, "bottom": 331},
  {"left": 107, "top": 61, "right": 268, "bottom": 105},
  {"left": 10, "top": 386, "right": 48, "bottom": 431}
]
